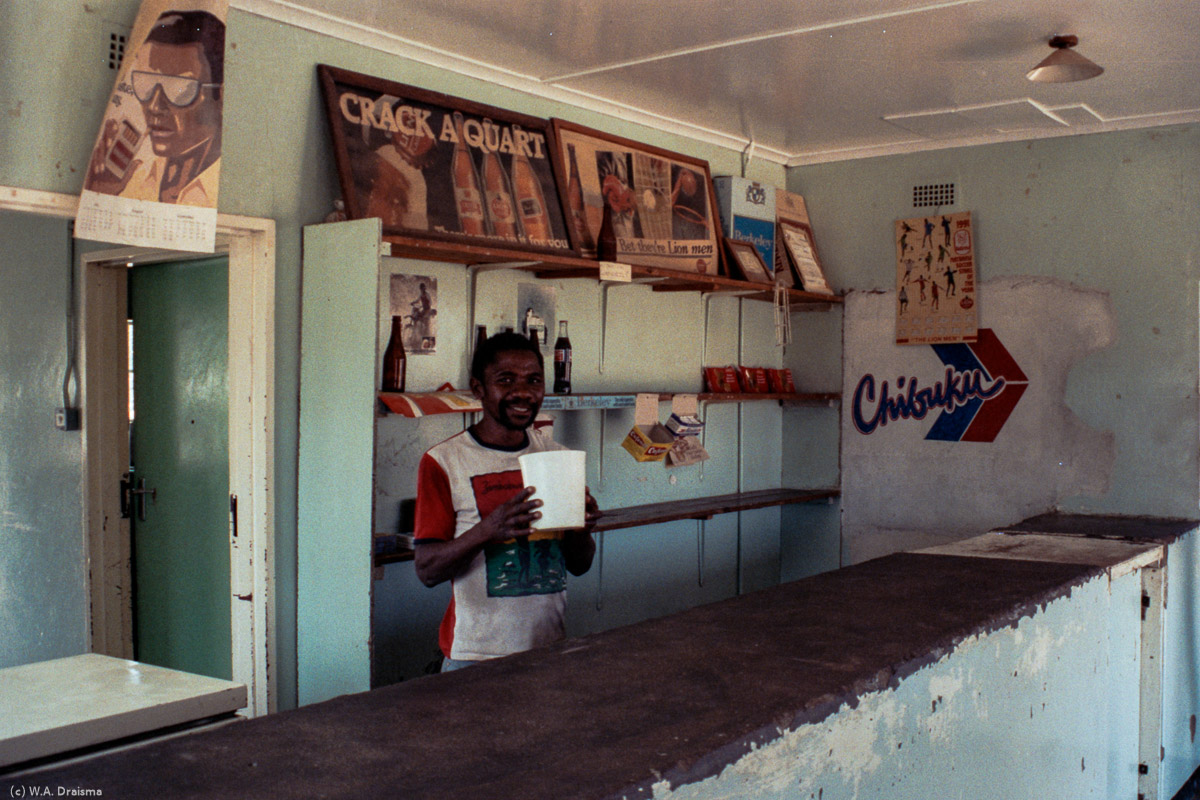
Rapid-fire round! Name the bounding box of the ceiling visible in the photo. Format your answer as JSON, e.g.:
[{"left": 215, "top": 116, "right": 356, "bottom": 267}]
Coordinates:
[{"left": 239, "top": 0, "right": 1200, "bottom": 165}]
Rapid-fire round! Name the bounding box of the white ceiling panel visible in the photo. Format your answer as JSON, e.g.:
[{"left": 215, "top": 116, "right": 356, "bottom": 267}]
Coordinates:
[{"left": 237, "top": 0, "right": 1200, "bottom": 163}]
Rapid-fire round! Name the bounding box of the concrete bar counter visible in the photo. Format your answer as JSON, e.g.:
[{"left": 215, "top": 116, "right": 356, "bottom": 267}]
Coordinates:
[{"left": 4, "top": 514, "right": 1195, "bottom": 799}]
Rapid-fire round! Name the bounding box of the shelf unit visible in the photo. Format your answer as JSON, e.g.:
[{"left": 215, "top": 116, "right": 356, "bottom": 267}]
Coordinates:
[
  {"left": 373, "top": 488, "right": 840, "bottom": 567},
  {"left": 382, "top": 234, "right": 842, "bottom": 309},
  {"left": 377, "top": 390, "right": 841, "bottom": 416}
]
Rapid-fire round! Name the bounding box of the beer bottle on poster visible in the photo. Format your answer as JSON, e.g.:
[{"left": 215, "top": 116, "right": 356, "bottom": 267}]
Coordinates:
[
  {"left": 382, "top": 315, "right": 407, "bottom": 392},
  {"left": 510, "top": 125, "right": 552, "bottom": 245},
  {"left": 565, "top": 143, "right": 595, "bottom": 256},
  {"left": 553, "top": 320, "right": 572, "bottom": 395},
  {"left": 480, "top": 120, "right": 519, "bottom": 240},
  {"left": 597, "top": 202, "right": 617, "bottom": 262},
  {"left": 451, "top": 112, "right": 487, "bottom": 236}
]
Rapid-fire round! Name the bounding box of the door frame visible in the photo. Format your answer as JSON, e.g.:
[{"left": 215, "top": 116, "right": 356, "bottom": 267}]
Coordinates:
[{"left": 0, "top": 185, "right": 277, "bottom": 717}]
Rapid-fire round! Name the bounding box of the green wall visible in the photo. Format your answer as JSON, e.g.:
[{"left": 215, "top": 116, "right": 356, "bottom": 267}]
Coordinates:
[
  {"left": 787, "top": 126, "right": 1200, "bottom": 523},
  {"left": 0, "top": 3, "right": 794, "bottom": 707}
]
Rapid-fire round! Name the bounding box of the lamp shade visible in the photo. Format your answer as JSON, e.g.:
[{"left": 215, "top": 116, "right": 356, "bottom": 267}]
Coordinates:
[{"left": 1027, "top": 35, "right": 1103, "bottom": 83}]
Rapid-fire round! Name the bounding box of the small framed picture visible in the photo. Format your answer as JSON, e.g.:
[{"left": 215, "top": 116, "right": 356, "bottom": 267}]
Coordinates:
[
  {"left": 725, "top": 238, "right": 772, "bottom": 283},
  {"left": 778, "top": 220, "right": 833, "bottom": 295}
]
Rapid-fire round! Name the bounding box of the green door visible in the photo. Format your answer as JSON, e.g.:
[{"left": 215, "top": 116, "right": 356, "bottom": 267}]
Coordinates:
[{"left": 129, "top": 256, "right": 231, "bottom": 680}]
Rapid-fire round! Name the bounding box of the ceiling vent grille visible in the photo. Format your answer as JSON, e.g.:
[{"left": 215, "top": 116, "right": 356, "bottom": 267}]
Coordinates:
[
  {"left": 108, "top": 32, "right": 127, "bottom": 70},
  {"left": 912, "top": 183, "right": 955, "bottom": 208}
]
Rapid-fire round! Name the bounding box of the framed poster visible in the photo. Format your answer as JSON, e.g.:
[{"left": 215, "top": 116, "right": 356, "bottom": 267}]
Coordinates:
[
  {"left": 550, "top": 119, "right": 721, "bottom": 274},
  {"left": 779, "top": 221, "right": 833, "bottom": 295},
  {"left": 318, "top": 65, "right": 575, "bottom": 254},
  {"left": 725, "top": 238, "right": 771, "bottom": 283}
]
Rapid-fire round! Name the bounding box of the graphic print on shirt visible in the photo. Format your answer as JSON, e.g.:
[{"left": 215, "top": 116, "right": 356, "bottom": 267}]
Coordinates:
[{"left": 471, "top": 470, "right": 567, "bottom": 597}]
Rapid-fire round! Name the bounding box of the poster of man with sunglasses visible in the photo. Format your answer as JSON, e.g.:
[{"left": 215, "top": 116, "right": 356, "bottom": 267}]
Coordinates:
[{"left": 77, "top": 1, "right": 227, "bottom": 252}]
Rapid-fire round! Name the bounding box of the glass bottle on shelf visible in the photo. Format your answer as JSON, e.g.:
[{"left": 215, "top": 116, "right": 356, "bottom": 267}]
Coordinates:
[
  {"left": 382, "top": 315, "right": 406, "bottom": 393},
  {"left": 553, "top": 320, "right": 572, "bottom": 394},
  {"left": 475, "top": 324, "right": 488, "bottom": 352},
  {"left": 597, "top": 202, "right": 617, "bottom": 262}
]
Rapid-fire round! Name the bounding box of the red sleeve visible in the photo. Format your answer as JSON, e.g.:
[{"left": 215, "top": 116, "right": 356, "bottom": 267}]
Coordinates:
[{"left": 413, "top": 453, "right": 456, "bottom": 542}]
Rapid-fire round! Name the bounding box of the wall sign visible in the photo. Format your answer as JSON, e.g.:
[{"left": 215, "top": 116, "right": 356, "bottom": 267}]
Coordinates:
[
  {"left": 852, "top": 328, "right": 1027, "bottom": 443},
  {"left": 318, "top": 65, "right": 575, "bottom": 255},
  {"left": 895, "top": 211, "right": 977, "bottom": 345},
  {"left": 551, "top": 118, "right": 721, "bottom": 274}
]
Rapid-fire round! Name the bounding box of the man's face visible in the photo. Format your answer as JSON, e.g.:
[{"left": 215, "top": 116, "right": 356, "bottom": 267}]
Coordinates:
[
  {"left": 135, "top": 41, "right": 220, "bottom": 158},
  {"left": 472, "top": 350, "right": 545, "bottom": 432}
]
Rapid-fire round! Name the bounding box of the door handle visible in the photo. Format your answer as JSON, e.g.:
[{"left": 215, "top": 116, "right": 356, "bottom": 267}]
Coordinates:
[{"left": 123, "top": 476, "right": 157, "bottom": 522}]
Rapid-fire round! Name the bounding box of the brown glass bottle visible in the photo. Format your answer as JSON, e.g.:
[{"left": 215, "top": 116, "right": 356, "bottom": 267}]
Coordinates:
[
  {"left": 597, "top": 202, "right": 617, "bottom": 262},
  {"left": 553, "top": 320, "right": 572, "bottom": 394},
  {"left": 565, "top": 143, "right": 595, "bottom": 256},
  {"left": 451, "top": 112, "right": 487, "bottom": 236},
  {"left": 382, "top": 315, "right": 406, "bottom": 392},
  {"left": 480, "top": 120, "right": 519, "bottom": 240},
  {"left": 510, "top": 126, "right": 552, "bottom": 244}
]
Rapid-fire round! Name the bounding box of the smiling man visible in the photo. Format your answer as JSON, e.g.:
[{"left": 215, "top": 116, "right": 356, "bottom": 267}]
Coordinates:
[
  {"left": 413, "top": 332, "right": 599, "bottom": 672},
  {"left": 86, "top": 10, "right": 224, "bottom": 207}
]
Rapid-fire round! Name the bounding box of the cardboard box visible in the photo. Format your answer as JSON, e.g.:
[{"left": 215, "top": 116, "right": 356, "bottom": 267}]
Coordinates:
[
  {"left": 714, "top": 176, "right": 776, "bottom": 276},
  {"left": 621, "top": 393, "right": 675, "bottom": 462},
  {"left": 665, "top": 394, "right": 704, "bottom": 437},
  {"left": 666, "top": 435, "right": 710, "bottom": 468}
]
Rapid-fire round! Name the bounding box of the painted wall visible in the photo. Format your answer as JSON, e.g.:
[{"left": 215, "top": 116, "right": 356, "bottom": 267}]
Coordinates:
[
  {"left": 0, "top": 2, "right": 796, "bottom": 705},
  {"left": 787, "top": 126, "right": 1200, "bottom": 562},
  {"left": 0, "top": 212, "right": 88, "bottom": 668}
]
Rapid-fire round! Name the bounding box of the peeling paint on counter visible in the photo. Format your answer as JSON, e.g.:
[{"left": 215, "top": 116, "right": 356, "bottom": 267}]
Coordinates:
[{"left": 643, "top": 569, "right": 1139, "bottom": 800}]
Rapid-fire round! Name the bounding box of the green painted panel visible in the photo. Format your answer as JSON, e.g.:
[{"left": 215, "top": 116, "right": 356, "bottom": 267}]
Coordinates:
[
  {"left": 298, "top": 218, "right": 380, "bottom": 704},
  {"left": 130, "top": 256, "right": 230, "bottom": 680}
]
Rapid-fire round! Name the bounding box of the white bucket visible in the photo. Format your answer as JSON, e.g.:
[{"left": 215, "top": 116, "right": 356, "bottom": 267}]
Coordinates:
[{"left": 518, "top": 449, "right": 586, "bottom": 531}]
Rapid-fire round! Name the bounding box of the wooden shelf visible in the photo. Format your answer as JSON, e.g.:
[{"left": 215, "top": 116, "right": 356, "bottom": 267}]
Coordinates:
[
  {"left": 373, "top": 488, "right": 839, "bottom": 567},
  {"left": 595, "top": 488, "right": 840, "bottom": 532},
  {"left": 381, "top": 234, "right": 841, "bottom": 309}
]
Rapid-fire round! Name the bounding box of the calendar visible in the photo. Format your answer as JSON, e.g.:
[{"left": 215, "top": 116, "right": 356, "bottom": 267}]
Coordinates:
[
  {"left": 74, "top": 0, "right": 228, "bottom": 254},
  {"left": 76, "top": 189, "right": 217, "bottom": 252}
]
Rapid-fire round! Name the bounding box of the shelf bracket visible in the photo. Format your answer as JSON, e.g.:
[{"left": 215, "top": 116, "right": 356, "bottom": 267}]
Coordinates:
[{"left": 697, "top": 519, "right": 705, "bottom": 588}]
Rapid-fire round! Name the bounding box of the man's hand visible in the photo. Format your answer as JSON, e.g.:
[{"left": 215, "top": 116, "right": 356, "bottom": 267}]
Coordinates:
[
  {"left": 477, "top": 486, "right": 543, "bottom": 543},
  {"left": 414, "top": 488, "right": 542, "bottom": 587}
]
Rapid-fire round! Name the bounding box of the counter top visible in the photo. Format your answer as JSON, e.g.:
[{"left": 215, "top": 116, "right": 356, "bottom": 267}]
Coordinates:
[{"left": 7, "top": 515, "right": 1190, "bottom": 797}]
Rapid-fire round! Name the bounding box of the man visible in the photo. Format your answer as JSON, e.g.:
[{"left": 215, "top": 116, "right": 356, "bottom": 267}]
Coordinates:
[
  {"left": 413, "top": 332, "right": 599, "bottom": 671},
  {"left": 86, "top": 10, "right": 224, "bottom": 207}
]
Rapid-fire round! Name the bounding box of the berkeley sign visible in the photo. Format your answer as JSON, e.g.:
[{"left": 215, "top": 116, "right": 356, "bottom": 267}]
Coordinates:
[{"left": 851, "top": 328, "right": 1028, "bottom": 442}]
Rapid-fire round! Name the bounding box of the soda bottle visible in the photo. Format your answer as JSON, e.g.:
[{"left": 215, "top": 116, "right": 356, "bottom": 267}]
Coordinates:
[
  {"left": 451, "top": 112, "right": 487, "bottom": 236},
  {"left": 381, "top": 315, "right": 406, "bottom": 392},
  {"left": 553, "top": 320, "right": 572, "bottom": 394}
]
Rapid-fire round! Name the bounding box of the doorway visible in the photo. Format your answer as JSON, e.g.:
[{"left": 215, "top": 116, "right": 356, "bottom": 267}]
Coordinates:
[
  {"left": 128, "top": 256, "right": 232, "bottom": 680},
  {"left": 75, "top": 223, "right": 275, "bottom": 716}
]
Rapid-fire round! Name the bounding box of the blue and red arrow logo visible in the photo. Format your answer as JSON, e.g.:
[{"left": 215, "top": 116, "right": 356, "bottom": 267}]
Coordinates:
[{"left": 851, "top": 329, "right": 1027, "bottom": 442}]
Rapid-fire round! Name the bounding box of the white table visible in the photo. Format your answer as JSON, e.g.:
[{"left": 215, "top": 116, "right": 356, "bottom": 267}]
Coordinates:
[{"left": 0, "top": 653, "right": 246, "bottom": 768}]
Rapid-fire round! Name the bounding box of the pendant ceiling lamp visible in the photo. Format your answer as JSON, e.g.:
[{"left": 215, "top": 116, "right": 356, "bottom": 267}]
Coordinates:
[{"left": 1026, "top": 35, "right": 1104, "bottom": 83}]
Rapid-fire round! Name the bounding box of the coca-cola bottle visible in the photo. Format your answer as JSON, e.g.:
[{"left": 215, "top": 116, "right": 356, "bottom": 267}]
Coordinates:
[
  {"left": 382, "top": 315, "right": 406, "bottom": 392},
  {"left": 565, "top": 143, "right": 595, "bottom": 256},
  {"left": 481, "top": 120, "right": 519, "bottom": 240},
  {"left": 553, "top": 320, "right": 572, "bottom": 394},
  {"left": 451, "top": 112, "right": 487, "bottom": 236},
  {"left": 510, "top": 126, "right": 552, "bottom": 244}
]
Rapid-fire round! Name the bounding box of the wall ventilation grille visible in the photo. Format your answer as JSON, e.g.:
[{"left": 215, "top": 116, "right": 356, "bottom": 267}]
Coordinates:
[
  {"left": 912, "top": 183, "right": 955, "bottom": 208},
  {"left": 108, "top": 32, "right": 127, "bottom": 71}
]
